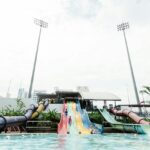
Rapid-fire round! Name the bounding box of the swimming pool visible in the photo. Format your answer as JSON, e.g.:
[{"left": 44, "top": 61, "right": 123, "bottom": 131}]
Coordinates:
[{"left": 0, "top": 133, "right": 150, "bottom": 150}]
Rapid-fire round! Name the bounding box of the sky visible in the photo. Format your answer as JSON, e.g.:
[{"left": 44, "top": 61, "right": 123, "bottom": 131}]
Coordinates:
[{"left": 0, "top": 0, "right": 150, "bottom": 104}]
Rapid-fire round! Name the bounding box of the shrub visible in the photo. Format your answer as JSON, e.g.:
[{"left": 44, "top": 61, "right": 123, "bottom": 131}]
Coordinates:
[
  {"left": 88, "top": 111, "right": 104, "bottom": 124},
  {"left": 38, "top": 109, "right": 61, "bottom": 123},
  {"left": 0, "top": 99, "right": 26, "bottom": 116}
]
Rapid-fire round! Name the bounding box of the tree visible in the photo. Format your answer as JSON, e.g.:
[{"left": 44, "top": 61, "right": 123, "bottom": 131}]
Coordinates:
[{"left": 140, "top": 86, "right": 150, "bottom": 96}]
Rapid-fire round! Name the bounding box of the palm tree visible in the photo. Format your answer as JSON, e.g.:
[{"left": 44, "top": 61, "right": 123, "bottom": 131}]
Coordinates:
[
  {"left": 140, "top": 86, "right": 150, "bottom": 105},
  {"left": 139, "top": 86, "right": 150, "bottom": 116},
  {"left": 140, "top": 86, "right": 150, "bottom": 96}
]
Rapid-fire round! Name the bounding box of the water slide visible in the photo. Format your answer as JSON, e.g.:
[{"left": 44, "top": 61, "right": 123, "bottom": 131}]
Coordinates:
[
  {"left": 110, "top": 108, "right": 150, "bottom": 125},
  {"left": 0, "top": 100, "right": 48, "bottom": 132},
  {"left": 76, "top": 101, "right": 102, "bottom": 133},
  {"left": 76, "top": 101, "right": 90, "bottom": 128},
  {"left": 99, "top": 108, "right": 147, "bottom": 134},
  {"left": 67, "top": 102, "right": 78, "bottom": 134},
  {"left": 72, "top": 101, "right": 91, "bottom": 134},
  {"left": 57, "top": 102, "right": 68, "bottom": 134},
  {"left": 58, "top": 100, "right": 96, "bottom": 134},
  {"left": 31, "top": 100, "right": 49, "bottom": 119}
]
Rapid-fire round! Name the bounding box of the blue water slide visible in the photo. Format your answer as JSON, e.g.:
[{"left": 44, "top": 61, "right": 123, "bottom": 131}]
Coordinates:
[
  {"left": 76, "top": 100, "right": 103, "bottom": 133},
  {"left": 76, "top": 100, "right": 89, "bottom": 128}
]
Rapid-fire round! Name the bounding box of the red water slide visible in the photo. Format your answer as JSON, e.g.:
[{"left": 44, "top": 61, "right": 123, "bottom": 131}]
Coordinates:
[
  {"left": 57, "top": 102, "right": 68, "bottom": 134},
  {"left": 110, "top": 109, "right": 150, "bottom": 125}
]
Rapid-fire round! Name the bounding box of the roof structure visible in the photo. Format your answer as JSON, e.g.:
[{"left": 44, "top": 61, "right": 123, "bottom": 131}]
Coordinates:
[
  {"left": 80, "top": 92, "right": 121, "bottom": 101},
  {"left": 35, "top": 90, "right": 121, "bottom": 101},
  {"left": 36, "top": 93, "right": 57, "bottom": 101},
  {"left": 56, "top": 91, "right": 80, "bottom": 98}
]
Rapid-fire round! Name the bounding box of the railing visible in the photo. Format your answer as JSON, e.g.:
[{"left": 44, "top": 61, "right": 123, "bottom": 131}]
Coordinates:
[{"left": 26, "top": 120, "right": 57, "bottom": 132}]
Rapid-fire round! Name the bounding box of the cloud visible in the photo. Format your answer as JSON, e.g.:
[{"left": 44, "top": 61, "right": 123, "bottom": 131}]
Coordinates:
[
  {"left": 0, "top": 0, "right": 150, "bottom": 102},
  {"left": 63, "top": 0, "right": 102, "bottom": 19}
]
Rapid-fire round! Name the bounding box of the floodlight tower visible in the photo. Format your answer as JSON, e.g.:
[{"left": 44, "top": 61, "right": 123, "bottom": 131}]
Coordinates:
[
  {"left": 28, "top": 18, "right": 48, "bottom": 98},
  {"left": 117, "top": 22, "right": 142, "bottom": 114}
]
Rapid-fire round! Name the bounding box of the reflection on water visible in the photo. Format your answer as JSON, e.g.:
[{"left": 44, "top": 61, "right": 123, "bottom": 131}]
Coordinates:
[{"left": 0, "top": 133, "right": 150, "bottom": 150}]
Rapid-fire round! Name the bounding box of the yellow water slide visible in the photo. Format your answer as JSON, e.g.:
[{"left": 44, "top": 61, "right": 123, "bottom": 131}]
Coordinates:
[
  {"left": 31, "top": 101, "right": 46, "bottom": 119},
  {"left": 72, "top": 102, "right": 91, "bottom": 134}
]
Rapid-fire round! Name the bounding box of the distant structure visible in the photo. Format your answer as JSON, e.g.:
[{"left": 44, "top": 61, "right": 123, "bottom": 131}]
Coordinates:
[
  {"left": 54, "top": 86, "right": 60, "bottom": 92},
  {"left": 0, "top": 95, "right": 3, "bottom": 98},
  {"left": 17, "top": 88, "right": 28, "bottom": 99},
  {"left": 6, "top": 80, "right": 12, "bottom": 98},
  {"left": 32, "top": 90, "right": 47, "bottom": 102},
  {"left": 6, "top": 93, "right": 11, "bottom": 98},
  {"left": 77, "top": 86, "right": 90, "bottom": 93}
]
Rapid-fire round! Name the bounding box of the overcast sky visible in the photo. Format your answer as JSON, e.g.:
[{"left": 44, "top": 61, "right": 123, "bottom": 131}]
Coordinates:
[{"left": 0, "top": 0, "right": 150, "bottom": 103}]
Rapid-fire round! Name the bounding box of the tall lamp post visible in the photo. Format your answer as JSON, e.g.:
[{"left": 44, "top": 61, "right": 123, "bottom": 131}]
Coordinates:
[
  {"left": 28, "top": 18, "right": 48, "bottom": 98},
  {"left": 117, "top": 22, "right": 142, "bottom": 114}
]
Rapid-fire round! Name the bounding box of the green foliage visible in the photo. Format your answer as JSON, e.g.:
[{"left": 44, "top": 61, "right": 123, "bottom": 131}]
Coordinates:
[
  {"left": 144, "top": 118, "right": 150, "bottom": 122},
  {"left": 89, "top": 111, "right": 104, "bottom": 124},
  {"left": 116, "top": 116, "right": 135, "bottom": 124},
  {"left": 140, "top": 86, "right": 150, "bottom": 95},
  {"left": 0, "top": 99, "right": 26, "bottom": 116},
  {"left": 38, "top": 109, "right": 61, "bottom": 123}
]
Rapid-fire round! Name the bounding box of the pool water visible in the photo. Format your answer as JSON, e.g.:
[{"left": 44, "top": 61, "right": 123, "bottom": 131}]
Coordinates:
[{"left": 0, "top": 133, "right": 150, "bottom": 150}]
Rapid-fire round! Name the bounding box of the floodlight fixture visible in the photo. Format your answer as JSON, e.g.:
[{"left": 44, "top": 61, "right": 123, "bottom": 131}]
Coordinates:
[{"left": 28, "top": 18, "right": 48, "bottom": 98}]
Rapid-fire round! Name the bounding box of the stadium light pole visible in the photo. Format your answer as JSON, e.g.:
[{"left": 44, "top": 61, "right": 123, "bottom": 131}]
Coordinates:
[
  {"left": 117, "top": 22, "right": 142, "bottom": 114},
  {"left": 28, "top": 18, "right": 48, "bottom": 98}
]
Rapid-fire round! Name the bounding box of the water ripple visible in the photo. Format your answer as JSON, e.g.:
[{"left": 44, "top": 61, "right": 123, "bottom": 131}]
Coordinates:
[{"left": 0, "top": 133, "right": 150, "bottom": 150}]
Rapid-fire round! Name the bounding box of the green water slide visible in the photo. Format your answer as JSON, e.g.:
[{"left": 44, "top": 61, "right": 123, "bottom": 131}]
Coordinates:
[
  {"left": 99, "top": 109, "right": 146, "bottom": 134},
  {"left": 67, "top": 102, "right": 78, "bottom": 134},
  {"left": 99, "top": 109, "right": 121, "bottom": 124}
]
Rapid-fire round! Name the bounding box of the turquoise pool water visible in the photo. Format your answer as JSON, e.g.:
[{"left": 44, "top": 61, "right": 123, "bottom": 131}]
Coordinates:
[{"left": 0, "top": 133, "right": 150, "bottom": 150}]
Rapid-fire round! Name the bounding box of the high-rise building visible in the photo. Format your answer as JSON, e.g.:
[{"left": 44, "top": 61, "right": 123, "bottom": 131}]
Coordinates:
[
  {"left": 77, "top": 86, "right": 90, "bottom": 93},
  {"left": 32, "top": 90, "right": 47, "bottom": 102},
  {"left": 17, "top": 88, "right": 28, "bottom": 99}
]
